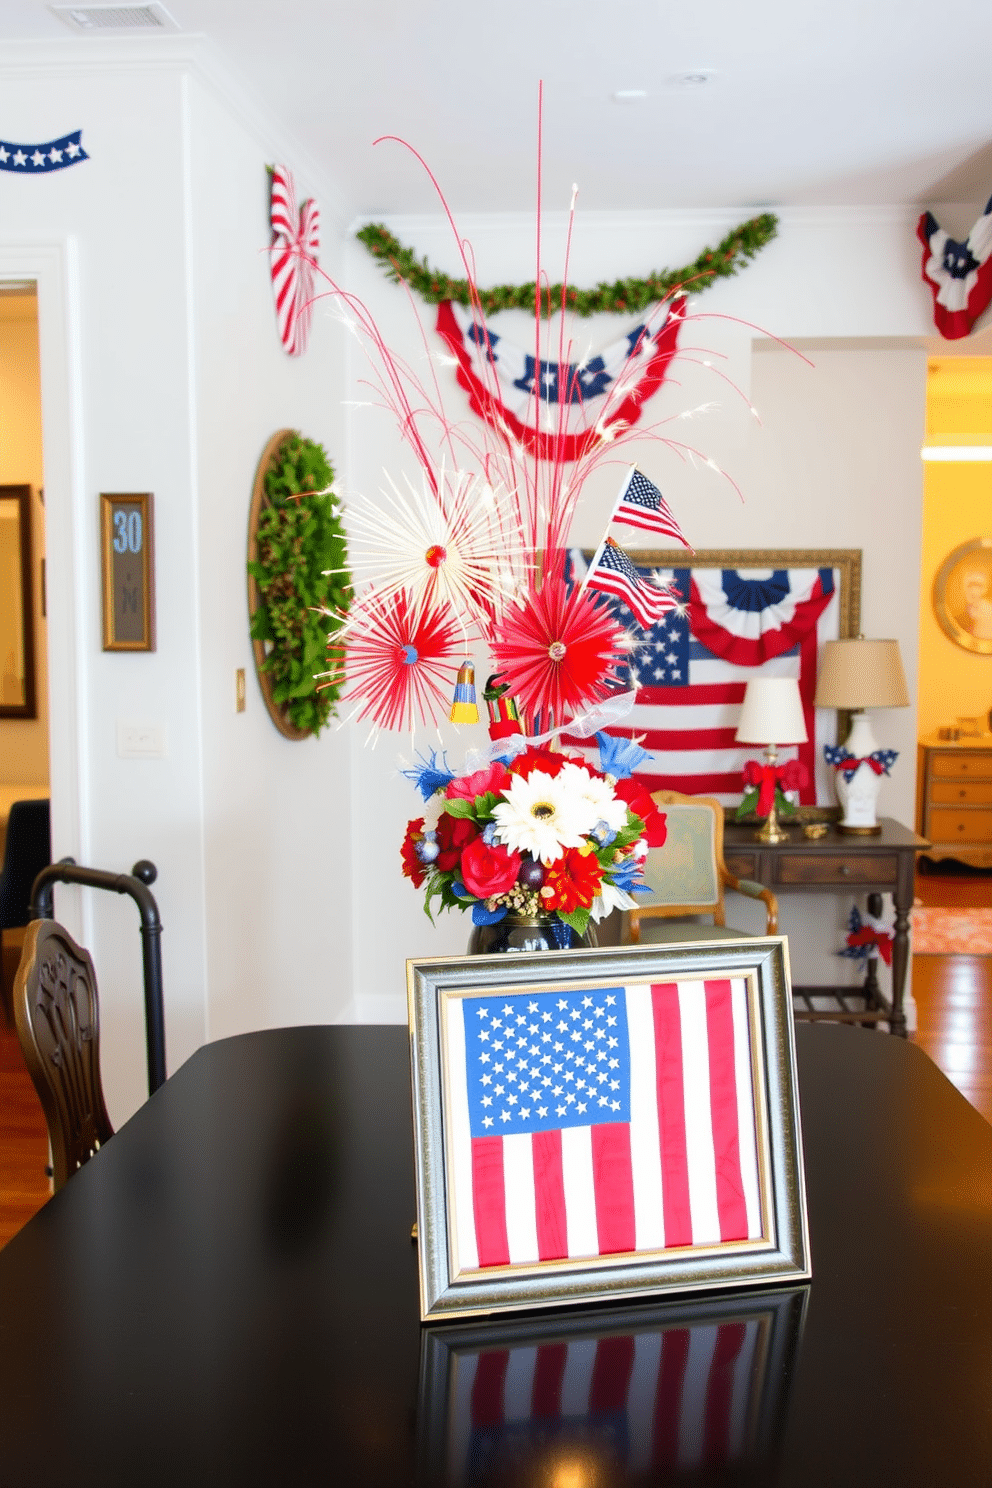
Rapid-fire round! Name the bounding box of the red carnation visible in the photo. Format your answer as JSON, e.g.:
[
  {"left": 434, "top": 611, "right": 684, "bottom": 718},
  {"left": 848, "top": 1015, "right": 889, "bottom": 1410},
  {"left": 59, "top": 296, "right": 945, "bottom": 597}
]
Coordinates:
[
  {"left": 541, "top": 846, "right": 604, "bottom": 913},
  {"left": 460, "top": 838, "right": 522, "bottom": 900},
  {"left": 446, "top": 762, "right": 511, "bottom": 801},
  {"left": 435, "top": 812, "right": 480, "bottom": 871},
  {"left": 613, "top": 778, "right": 668, "bottom": 848},
  {"left": 508, "top": 747, "right": 585, "bottom": 781},
  {"left": 401, "top": 818, "right": 426, "bottom": 888}
]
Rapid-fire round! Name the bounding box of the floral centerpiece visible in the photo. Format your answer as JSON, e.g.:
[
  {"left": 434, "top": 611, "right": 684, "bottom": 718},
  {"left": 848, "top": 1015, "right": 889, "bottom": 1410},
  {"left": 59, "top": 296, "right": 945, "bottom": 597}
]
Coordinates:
[{"left": 402, "top": 733, "right": 668, "bottom": 943}]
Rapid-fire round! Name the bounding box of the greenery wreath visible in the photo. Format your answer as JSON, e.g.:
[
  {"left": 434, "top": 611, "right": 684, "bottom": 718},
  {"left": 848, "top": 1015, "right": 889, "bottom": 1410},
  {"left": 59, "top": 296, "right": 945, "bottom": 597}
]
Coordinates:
[
  {"left": 356, "top": 212, "right": 778, "bottom": 319},
  {"left": 247, "top": 432, "right": 351, "bottom": 738}
]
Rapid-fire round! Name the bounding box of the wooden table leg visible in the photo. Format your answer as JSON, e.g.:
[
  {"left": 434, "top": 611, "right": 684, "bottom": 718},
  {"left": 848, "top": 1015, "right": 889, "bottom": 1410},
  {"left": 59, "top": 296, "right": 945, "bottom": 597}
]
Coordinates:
[{"left": 890, "top": 883, "right": 911, "bottom": 1039}]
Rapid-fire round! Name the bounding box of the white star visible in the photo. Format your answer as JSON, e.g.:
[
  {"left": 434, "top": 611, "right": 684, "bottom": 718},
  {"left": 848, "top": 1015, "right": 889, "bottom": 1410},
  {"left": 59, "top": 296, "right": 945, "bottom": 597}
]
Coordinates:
[
  {"left": 506, "top": 1070, "right": 517, "bottom": 1083},
  {"left": 569, "top": 1009, "right": 581, "bottom": 1021},
  {"left": 570, "top": 1031, "right": 581, "bottom": 1043},
  {"left": 481, "top": 1074, "right": 491, "bottom": 1086},
  {"left": 481, "top": 1095, "right": 492, "bottom": 1107},
  {"left": 478, "top": 1030, "right": 489, "bottom": 1043},
  {"left": 594, "top": 1029, "right": 605, "bottom": 1042},
  {"left": 494, "top": 1062, "right": 504, "bottom": 1073},
  {"left": 557, "top": 1021, "right": 568, "bottom": 1033},
  {"left": 13, "top": 150, "right": 26, "bottom": 167},
  {"left": 607, "top": 1015, "right": 617, "bottom": 1027},
  {"left": 597, "top": 1072, "right": 608, "bottom": 1084},
  {"left": 584, "top": 1040, "right": 594, "bottom": 1052},
  {"left": 577, "top": 1101, "right": 588, "bottom": 1114},
  {"left": 541, "top": 1032, "right": 551, "bottom": 1044},
  {"left": 538, "top": 1106, "right": 548, "bottom": 1118},
  {"left": 507, "top": 1094, "right": 517, "bottom": 1106},
  {"left": 479, "top": 1052, "right": 490, "bottom": 1064},
  {"left": 599, "top": 1096, "right": 608, "bottom": 1107},
  {"left": 48, "top": 147, "right": 62, "bottom": 164},
  {"left": 30, "top": 149, "right": 46, "bottom": 166},
  {"left": 594, "top": 1005, "right": 605, "bottom": 1018},
  {"left": 557, "top": 999, "right": 568, "bottom": 1010},
  {"left": 582, "top": 996, "right": 593, "bottom": 1009},
  {"left": 493, "top": 1040, "right": 503, "bottom": 1051},
  {"left": 528, "top": 1001, "right": 538, "bottom": 1012},
  {"left": 491, "top": 1017, "right": 502, "bottom": 1029},
  {"left": 608, "top": 1037, "right": 618, "bottom": 1048},
  {"left": 500, "top": 1110, "right": 511, "bottom": 1123},
  {"left": 556, "top": 1105, "right": 567, "bottom": 1116},
  {"left": 611, "top": 1100, "right": 620, "bottom": 1111},
  {"left": 566, "top": 1092, "right": 575, "bottom": 1104},
  {"left": 666, "top": 651, "right": 678, "bottom": 665},
  {"left": 553, "top": 1085, "right": 563, "bottom": 1097},
  {"left": 502, "top": 1004, "right": 514, "bottom": 1016},
  {"left": 495, "top": 1083, "right": 505, "bottom": 1096},
  {"left": 66, "top": 140, "right": 80, "bottom": 157},
  {"left": 0, "top": 145, "right": 8, "bottom": 162},
  {"left": 610, "top": 1079, "right": 620, "bottom": 1091},
  {"left": 606, "top": 995, "right": 616, "bottom": 1006},
  {"left": 609, "top": 1058, "right": 619, "bottom": 1069},
  {"left": 476, "top": 1006, "right": 489, "bottom": 1018},
  {"left": 542, "top": 1011, "right": 552, "bottom": 1022},
  {"left": 520, "top": 1108, "right": 531, "bottom": 1120},
  {"left": 483, "top": 1116, "right": 493, "bottom": 1128},
  {"left": 576, "top": 1079, "right": 586, "bottom": 1091}
]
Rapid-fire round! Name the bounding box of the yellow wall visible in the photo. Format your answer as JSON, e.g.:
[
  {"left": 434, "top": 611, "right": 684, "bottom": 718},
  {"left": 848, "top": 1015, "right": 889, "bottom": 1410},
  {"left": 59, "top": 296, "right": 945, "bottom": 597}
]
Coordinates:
[
  {"left": 0, "top": 290, "right": 48, "bottom": 786},
  {"left": 917, "top": 357, "right": 992, "bottom": 739}
]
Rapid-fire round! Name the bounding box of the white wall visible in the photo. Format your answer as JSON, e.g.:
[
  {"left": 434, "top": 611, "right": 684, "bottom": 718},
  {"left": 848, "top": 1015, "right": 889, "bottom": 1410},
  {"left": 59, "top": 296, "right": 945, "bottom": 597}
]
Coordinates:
[
  {"left": 0, "top": 40, "right": 354, "bottom": 1122},
  {"left": 341, "top": 208, "right": 931, "bottom": 1020}
]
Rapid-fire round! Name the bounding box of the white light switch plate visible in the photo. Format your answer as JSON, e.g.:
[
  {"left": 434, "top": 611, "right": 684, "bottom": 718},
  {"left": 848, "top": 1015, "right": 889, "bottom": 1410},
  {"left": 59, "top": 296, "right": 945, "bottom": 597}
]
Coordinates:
[{"left": 117, "top": 722, "right": 165, "bottom": 758}]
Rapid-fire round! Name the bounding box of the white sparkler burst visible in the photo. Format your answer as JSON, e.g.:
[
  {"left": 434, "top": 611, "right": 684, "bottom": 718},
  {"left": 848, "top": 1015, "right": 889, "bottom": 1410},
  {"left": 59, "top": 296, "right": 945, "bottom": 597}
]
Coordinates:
[{"left": 344, "top": 467, "right": 530, "bottom": 625}]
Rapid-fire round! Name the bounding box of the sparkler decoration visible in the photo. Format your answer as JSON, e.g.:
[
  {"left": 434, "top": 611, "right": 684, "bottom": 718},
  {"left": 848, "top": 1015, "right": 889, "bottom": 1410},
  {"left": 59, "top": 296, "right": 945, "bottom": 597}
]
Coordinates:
[{"left": 332, "top": 592, "right": 462, "bottom": 736}]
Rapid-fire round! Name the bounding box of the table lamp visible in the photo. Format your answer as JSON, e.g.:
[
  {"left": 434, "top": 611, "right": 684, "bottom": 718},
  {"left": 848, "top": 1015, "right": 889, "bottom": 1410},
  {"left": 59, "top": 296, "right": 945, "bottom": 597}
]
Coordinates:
[
  {"left": 735, "top": 677, "right": 808, "bottom": 843},
  {"left": 814, "top": 637, "right": 909, "bottom": 835}
]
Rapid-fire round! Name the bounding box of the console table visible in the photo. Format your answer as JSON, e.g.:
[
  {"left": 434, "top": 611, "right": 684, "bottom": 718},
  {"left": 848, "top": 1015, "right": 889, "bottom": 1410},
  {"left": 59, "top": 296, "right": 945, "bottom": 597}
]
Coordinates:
[{"left": 722, "top": 816, "right": 928, "bottom": 1037}]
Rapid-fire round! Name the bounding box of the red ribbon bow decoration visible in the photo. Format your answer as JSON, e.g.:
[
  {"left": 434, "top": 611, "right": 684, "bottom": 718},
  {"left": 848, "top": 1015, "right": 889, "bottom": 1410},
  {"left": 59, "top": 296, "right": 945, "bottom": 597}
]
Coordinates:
[
  {"left": 845, "top": 925, "right": 893, "bottom": 966},
  {"left": 743, "top": 758, "right": 809, "bottom": 818},
  {"left": 269, "top": 165, "right": 320, "bottom": 357},
  {"left": 831, "top": 755, "right": 886, "bottom": 776}
]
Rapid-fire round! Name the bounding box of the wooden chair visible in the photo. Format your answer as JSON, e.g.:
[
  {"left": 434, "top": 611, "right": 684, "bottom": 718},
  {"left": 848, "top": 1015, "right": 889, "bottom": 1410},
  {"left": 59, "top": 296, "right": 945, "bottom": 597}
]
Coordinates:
[
  {"left": 627, "top": 790, "right": 779, "bottom": 944},
  {"left": 13, "top": 919, "right": 114, "bottom": 1191}
]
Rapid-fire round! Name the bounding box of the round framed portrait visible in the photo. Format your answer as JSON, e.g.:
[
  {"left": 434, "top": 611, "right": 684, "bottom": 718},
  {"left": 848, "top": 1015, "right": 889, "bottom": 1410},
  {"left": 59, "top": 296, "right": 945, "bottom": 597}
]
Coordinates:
[{"left": 933, "top": 536, "right": 992, "bottom": 655}]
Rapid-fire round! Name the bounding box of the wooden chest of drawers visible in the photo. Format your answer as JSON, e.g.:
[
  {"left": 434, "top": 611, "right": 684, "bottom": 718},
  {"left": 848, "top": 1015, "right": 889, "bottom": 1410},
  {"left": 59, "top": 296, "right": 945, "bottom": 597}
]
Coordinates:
[{"left": 917, "top": 739, "right": 992, "bottom": 868}]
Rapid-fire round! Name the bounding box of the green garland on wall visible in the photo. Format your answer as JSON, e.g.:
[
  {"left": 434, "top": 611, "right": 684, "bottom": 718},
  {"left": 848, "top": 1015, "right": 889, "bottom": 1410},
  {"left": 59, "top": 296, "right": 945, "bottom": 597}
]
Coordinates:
[
  {"left": 356, "top": 213, "right": 778, "bottom": 318},
  {"left": 248, "top": 434, "right": 351, "bottom": 736}
]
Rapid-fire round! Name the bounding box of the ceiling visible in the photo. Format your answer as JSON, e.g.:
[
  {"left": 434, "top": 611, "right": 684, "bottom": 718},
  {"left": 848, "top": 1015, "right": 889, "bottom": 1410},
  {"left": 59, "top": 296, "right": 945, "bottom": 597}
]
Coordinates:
[{"left": 3, "top": 0, "right": 992, "bottom": 219}]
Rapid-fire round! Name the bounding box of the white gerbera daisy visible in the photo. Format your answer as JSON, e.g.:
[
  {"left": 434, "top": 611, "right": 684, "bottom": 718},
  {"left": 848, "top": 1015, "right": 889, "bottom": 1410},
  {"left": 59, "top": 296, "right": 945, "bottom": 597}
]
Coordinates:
[
  {"left": 492, "top": 770, "right": 589, "bottom": 864},
  {"left": 557, "top": 761, "right": 629, "bottom": 836}
]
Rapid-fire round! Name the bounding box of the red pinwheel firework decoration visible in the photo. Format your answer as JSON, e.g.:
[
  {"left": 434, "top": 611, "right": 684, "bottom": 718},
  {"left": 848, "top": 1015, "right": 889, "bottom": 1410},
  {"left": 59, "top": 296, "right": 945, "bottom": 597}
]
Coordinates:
[{"left": 269, "top": 165, "right": 319, "bottom": 356}]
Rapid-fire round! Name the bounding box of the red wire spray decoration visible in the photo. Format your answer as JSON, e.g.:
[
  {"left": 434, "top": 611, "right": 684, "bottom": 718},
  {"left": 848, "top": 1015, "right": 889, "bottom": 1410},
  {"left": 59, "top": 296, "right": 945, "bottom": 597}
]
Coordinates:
[{"left": 269, "top": 165, "right": 320, "bottom": 356}]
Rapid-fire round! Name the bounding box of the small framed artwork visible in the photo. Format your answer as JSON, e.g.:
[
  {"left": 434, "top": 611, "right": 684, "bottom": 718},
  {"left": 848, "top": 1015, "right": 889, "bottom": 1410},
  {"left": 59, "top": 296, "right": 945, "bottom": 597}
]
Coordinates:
[
  {"left": 100, "top": 493, "right": 155, "bottom": 651},
  {"left": 0, "top": 485, "right": 36, "bottom": 718},
  {"left": 933, "top": 536, "right": 992, "bottom": 656},
  {"left": 407, "top": 938, "right": 810, "bottom": 1322}
]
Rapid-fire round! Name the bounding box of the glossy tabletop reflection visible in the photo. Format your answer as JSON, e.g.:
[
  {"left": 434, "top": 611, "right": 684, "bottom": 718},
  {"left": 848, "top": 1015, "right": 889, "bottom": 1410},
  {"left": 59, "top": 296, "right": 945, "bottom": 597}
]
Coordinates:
[{"left": 0, "top": 1024, "right": 990, "bottom": 1486}]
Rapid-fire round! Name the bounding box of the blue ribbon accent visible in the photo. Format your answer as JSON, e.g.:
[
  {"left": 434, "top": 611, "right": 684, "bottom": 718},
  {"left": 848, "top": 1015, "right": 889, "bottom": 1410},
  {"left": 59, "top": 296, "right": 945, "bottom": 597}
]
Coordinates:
[
  {"left": 0, "top": 131, "right": 88, "bottom": 173},
  {"left": 823, "top": 745, "right": 898, "bottom": 783}
]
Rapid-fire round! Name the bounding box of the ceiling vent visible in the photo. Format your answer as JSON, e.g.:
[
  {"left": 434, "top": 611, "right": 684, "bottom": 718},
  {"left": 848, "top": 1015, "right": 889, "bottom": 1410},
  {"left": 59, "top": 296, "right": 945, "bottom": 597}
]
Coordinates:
[{"left": 50, "top": 3, "right": 179, "bottom": 31}]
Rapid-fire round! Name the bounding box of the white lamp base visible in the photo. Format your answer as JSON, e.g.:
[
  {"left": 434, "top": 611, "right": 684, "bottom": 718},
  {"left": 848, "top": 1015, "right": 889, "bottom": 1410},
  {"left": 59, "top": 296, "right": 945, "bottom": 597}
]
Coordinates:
[{"left": 834, "top": 712, "right": 884, "bottom": 835}]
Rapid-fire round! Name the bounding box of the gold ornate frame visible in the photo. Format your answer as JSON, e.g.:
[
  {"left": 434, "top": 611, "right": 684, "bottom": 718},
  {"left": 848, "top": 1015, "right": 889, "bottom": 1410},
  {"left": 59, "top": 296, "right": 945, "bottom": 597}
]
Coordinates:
[{"left": 932, "top": 536, "right": 992, "bottom": 656}]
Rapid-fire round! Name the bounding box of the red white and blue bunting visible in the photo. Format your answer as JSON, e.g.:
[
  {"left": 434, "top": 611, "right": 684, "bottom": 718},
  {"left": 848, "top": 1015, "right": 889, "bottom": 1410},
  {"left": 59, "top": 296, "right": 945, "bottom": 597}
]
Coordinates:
[
  {"left": 917, "top": 195, "right": 992, "bottom": 340},
  {"left": 435, "top": 297, "right": 684, "bottom": 462},
  {"left": 269, "top": 165, "right": 320, "bottom": 357},
  {"left": 0, "top": 131, "right": 87, "bottom": 173}
]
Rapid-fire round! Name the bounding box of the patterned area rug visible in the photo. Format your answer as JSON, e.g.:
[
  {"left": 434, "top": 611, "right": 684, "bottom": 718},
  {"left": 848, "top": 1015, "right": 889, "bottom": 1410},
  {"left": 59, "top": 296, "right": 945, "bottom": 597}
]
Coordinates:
[{"left": 912, "top": 906, "right": 992, "bottom": 955}]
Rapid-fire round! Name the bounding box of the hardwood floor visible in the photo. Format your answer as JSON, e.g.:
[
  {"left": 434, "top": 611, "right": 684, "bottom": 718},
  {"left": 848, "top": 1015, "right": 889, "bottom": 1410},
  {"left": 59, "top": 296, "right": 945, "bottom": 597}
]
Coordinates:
[{"left": 0, "top": 866, "right": 989, "bottom": 1249}]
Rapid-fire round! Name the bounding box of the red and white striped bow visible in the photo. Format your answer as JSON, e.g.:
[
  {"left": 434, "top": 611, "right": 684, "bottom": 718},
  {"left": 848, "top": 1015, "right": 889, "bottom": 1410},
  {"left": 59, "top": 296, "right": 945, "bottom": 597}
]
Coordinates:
[{"left": 269, "top": 165, "right": 320, "bottom": 356}]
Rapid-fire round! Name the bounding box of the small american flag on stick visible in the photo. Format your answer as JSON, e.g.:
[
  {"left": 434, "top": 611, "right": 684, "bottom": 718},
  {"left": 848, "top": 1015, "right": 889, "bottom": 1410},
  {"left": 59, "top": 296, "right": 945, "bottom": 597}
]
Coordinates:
[
  {"left": 584, "top": 538, "right": 680, "bottom": 632},
  {"left": 611, "top": 466, "right": 692, "bottom": 549}
]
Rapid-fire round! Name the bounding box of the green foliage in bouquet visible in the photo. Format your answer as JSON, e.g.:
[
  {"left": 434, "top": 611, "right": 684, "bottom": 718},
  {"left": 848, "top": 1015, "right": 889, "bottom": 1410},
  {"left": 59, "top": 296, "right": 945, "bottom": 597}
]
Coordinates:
[{"left": 248, "top": 433, "right": 351, "bottom": 736}]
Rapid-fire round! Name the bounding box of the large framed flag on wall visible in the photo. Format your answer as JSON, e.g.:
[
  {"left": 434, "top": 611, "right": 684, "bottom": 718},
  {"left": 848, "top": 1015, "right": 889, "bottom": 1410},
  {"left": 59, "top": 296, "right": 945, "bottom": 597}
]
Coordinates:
[
  {"left": 569, "top": 548, "right": 862, "bottom": 807},
  {"left": 418, "top": 1286, "right": 807, "bottom": 1482},
  {"left": 408, "top": 938, "right": 810, "bottom": 1321}
]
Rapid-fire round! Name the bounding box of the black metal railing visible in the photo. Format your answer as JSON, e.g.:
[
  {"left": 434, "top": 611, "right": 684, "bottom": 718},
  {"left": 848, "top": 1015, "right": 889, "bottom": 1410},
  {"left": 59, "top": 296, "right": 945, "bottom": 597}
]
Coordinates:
[{"left": 30, "top": 858, "right": 166, "bottom": 1095}]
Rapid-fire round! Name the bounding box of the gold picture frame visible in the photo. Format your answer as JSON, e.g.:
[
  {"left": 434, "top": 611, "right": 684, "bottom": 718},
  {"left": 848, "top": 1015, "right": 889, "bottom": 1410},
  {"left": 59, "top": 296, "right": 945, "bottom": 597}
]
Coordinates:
[
  {"left": 932, "top": 536, "right": 992, "bottom": 656},
  {"left": 407, "top": 938, "right": 810, "bottom": 1322},
  {"left": 100, "top": 493, "right": 155, "bottom": 652}
]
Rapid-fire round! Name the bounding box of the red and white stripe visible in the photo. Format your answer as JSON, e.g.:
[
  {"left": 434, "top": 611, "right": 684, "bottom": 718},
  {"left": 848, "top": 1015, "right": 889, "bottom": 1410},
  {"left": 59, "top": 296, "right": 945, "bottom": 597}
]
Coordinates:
[
  {"left": 449, "top": 1318, "right": 761, "bottom": 1474},
  {"left": 269, "top": 165, "right": 320, "bottom": 357},
  {"left": 446, "top": 978, "right": 762, "bottom": 1275}
]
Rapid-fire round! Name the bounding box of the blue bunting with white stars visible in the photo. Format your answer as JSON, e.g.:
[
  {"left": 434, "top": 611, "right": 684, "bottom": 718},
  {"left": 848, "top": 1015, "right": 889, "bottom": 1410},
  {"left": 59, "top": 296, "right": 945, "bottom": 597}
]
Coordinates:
[{"left": 0, "top": 131, "right": 88, "bottom": 174}]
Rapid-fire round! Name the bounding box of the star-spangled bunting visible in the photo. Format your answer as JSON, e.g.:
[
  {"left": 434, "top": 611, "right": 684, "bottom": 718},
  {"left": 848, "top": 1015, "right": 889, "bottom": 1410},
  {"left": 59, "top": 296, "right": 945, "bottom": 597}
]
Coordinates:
[
  {"left": 0, "top": 131, "right": 88, "bottom": 174},
  {"left": 269, "top": 164, "right": 320, "bottom": 357},
  {"left": 917, "top": 195, "right": 992, "bottom": 340}
]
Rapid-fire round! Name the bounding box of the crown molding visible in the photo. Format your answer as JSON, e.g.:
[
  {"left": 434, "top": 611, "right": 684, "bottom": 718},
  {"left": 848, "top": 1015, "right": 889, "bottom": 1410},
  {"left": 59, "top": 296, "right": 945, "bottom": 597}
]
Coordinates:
[{"left": 0, "top": 35, "right": 353, "bottom": 231}]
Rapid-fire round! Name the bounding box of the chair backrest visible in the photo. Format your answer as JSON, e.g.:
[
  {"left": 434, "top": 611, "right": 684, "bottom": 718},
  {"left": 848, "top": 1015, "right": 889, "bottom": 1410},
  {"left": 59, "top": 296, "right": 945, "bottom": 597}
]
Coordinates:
[
  {"left": 635, "top": 790, "right": 727, "bottom": 923},
  {"left": 0, "top": 798, "right": 51, "bottom": 930},
  {"left": 13, "top": 919, "right": 114, "bottom": 1191}
]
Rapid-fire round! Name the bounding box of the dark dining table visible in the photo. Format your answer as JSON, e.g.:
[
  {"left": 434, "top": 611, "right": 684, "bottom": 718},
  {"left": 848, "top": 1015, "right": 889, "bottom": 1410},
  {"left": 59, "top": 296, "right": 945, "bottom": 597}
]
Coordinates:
[{"left": 0, "top": 1022, "right": 990, "bottom": 1486}]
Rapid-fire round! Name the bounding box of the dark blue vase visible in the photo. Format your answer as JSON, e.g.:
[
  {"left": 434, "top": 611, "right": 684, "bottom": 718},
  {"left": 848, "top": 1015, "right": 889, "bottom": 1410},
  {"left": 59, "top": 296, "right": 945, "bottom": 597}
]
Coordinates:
[{"left": 467, "top": 913, "right": 597, "bottom": 954}]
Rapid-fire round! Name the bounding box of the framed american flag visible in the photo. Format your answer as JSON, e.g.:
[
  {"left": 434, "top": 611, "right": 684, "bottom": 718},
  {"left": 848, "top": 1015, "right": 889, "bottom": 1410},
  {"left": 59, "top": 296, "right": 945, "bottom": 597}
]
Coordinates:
[
  {"left": 407, "top": 938, "right": 809, "bottom": 1322},
  {"left": 570, "top": 547, "right": 862, "bottom": 808}
]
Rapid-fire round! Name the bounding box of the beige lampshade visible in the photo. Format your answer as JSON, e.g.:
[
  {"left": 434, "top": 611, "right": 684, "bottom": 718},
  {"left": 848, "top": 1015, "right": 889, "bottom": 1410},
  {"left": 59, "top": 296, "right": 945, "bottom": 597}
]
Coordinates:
[
  {"left": 735, "top": 677, "right": 808, "bottom": 745},
  {"left": 814, "top": 639, "right": 910, "bottom": 710}
]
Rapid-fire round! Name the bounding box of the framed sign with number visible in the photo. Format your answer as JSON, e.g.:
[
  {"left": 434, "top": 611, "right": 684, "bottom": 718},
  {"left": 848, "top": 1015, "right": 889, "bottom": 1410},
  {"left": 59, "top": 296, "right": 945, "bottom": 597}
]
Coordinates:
[{"left": 100, "top": 492, "right": 155, "bottom": 651}]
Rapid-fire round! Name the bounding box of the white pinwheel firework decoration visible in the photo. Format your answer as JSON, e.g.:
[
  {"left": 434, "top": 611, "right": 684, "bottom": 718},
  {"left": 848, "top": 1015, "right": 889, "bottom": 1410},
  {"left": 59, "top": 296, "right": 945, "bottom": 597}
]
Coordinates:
[{"left": 269, "top": 165, "right": 320, "bottom": 356}]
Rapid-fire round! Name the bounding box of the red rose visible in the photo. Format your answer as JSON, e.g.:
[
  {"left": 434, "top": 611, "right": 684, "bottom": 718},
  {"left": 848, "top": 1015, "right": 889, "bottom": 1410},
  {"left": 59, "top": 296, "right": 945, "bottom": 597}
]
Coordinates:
[
  {"left": 541, "top": 846, "right": 603, "bottom": 912},
  {"left": 435, "top": 812, "right": 480, "bottom": 871},
  {"left": 613, "top": 778, "right": 668, "bottom": 847},
  {"left": 401, "top": 818, "right": 426, "bottom": 888},
  {"left": 508, "top": 747, "right": 585, "bottom": 781},
  {"left": 446, "top": 762, "right": 511, "bottom": 801},
  {"left": 460, "top": 837, "right": 522, "bottom": 899}
]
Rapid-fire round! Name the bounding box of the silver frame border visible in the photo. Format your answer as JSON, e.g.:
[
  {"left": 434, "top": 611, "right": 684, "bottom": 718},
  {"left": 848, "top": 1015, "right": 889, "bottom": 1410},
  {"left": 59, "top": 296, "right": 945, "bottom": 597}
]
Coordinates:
[{"left": 408, "top": 937, "right": 811, "bottom": 1322}]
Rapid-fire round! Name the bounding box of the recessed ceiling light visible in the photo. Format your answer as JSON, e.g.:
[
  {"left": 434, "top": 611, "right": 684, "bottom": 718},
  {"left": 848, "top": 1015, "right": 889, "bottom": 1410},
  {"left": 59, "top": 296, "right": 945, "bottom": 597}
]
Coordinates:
[
  {"left": 612, "top": 89, "right": 648, "bottom": 104},
  {"left": 668, "top": 70, "right": 716, "bottom": 88}
]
